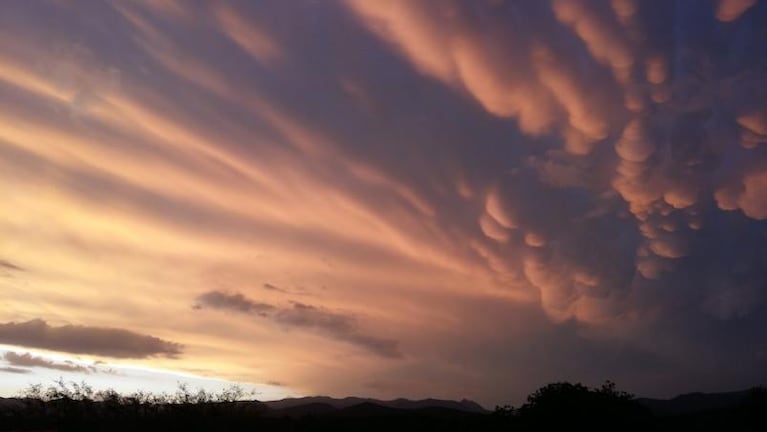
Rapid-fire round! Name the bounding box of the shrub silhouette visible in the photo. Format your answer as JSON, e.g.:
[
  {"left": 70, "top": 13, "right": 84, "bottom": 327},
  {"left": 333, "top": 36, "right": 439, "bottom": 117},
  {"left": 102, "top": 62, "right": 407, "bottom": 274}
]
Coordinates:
[
  {"left": 3, "top": 379, "right": 259, "bottom": 431},
  {"left": 3, "top": 379, "right": 766, "bottom": 431},
  {"left": 510, "top": 380, "right": 650, "bottom": 431}
]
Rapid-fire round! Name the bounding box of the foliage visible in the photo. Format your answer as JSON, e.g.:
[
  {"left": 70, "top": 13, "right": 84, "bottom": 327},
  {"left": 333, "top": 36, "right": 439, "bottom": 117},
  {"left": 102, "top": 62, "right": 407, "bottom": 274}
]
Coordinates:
[
  {"left": 493, "top": 380, "right": 650, "bottom": 431},
  {"left": 1, "top": 380, "right": 765, "bottom": 431},
  {"left": 19, "top": 378, "right": 249, "bottom": 405},
  {"left": 4, "top": 379, "right": 258, "bottom": 431}
]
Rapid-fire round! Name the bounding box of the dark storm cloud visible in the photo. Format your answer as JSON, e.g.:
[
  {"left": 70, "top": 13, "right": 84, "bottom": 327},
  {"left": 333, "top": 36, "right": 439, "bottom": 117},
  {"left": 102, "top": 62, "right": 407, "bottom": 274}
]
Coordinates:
[
  {"left": 275, "top": 302, "right": 402, "bottom": 359},
  {"left": 195, "top": 291, "right": 275, "bottom": 316},
  {"left": 336, "top": 0, "right": 767, "bottom": 323},
  {"left": 0, "top": 320, "right": 183, "bottom": 359},
  {"left": 3, "top": 352, "right": 93, "bottom": 373},
  {"left": 75, "top": 0, "right": 767, "bottom": 398},
  {"left": 195, "top": 291, "right": 402, "bottom": 359},
  {"left": 2, "top": 0, "right": 767, "bottom": 406},
  {"left": 222, "top": 0, "right": 767, "bottom": 400}
]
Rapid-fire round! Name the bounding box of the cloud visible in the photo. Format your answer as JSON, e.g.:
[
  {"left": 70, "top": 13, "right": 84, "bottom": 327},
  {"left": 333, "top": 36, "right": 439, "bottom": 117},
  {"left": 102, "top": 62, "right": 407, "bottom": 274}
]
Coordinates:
[
  {"left": 344, "top": 0, "right": 622, "bottom": 152},
  {"left": 194, "top": 291, "right": 275, "bottom": 316},
  {"left": 0, "top": 320, "right": 183, "bottom": 359},
  {"left": 2, "top": 0, "right": 767, "bottom": 406},
  {"left": 0, "top": 366, "right": 30, "bottom": 374},
  {"left": 262, "top": 283, "right": 292, "bottom": 295},
  {"left": 3, "top": 351, "right": 93, "bottom": 373},
  {"left": 195, "top": 291, "right": 402, "bottom": 359},
  {"left": 715, "top": 163, "right": 767, "bottom": 220},
  {"left": 716, "top": 0, "right": 758, "bottom": 22},
  {"left": 0, "top": 259, "right": 23, "bottom": 271},
  {"left": 212, "top": 2, "right": 282, "bottom": 65},
  {"left": 0, "top": 259, "right": 23, "bottom": 279},
  {"left": 551, "top": 0, "right": 633, "bottom": 82},
  {"left": 275, "top": 302, "right": 402, "bottom": 359}
]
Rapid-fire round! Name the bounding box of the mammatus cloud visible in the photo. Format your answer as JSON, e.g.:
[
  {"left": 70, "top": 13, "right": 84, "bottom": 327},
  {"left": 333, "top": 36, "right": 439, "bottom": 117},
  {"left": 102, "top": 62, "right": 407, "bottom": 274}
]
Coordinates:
[
  {"left": 346, "top": 0, "right": 767, "bottom": 324},
  {"left": 195, "top": 291, "right": 402, "bottom": 359},
  {"left": 0, "top": 320, "right": 183, "bottom": 359},
  {"left": 1, "top": 0, "right": 767, "bottom": 405},
  {"left": 3, "top": 351, "right": 94, "bottom": 373}
]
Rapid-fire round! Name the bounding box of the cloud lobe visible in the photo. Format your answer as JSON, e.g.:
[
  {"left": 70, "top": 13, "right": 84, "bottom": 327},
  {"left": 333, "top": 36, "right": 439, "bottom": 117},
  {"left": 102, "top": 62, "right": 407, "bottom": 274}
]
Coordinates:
[
  {"left": 195, "top": 291, "right": 402, "bottom": 359},
  {"left": 0, "top": 320, "right": 183, "bottom": 359}
]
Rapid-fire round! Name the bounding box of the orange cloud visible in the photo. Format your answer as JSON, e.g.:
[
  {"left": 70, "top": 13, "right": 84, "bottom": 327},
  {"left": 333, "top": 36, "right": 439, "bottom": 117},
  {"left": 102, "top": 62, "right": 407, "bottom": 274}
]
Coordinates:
[
  {"left": 345, "top": 0, "right": 561, "bottom": 136},
  {"left": 212, "top": 3, "right": 282, "bottom": 65},
  {"left": 3, "top": 0, "right": 767, "bottom": 406},
  {"left": 715, "top": 167, "right": 767, "bottom": 219},
  {"left": 551, "top": 0, "right": 633, "bottom": 83},
  {"left": 715, "top": 0, "right": 758, "bottom": 22}
]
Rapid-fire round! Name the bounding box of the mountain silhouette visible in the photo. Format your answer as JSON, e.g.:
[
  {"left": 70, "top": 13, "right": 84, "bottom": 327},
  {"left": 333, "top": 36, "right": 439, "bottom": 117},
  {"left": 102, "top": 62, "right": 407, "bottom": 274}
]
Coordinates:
[
  {"left": 1, "top": 383, "right": 765, "bottom": 431},
  {"left": 263, "top": 396, "right": 487, "bottom": 414},
  {"left": 637, "top": 389, "right": 762, "bottom": 416}
]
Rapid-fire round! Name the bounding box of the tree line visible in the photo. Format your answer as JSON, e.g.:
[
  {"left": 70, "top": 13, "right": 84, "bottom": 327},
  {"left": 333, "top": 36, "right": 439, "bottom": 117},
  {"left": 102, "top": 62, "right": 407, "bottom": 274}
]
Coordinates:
[{"left": 1, "top": 379, "right": 765, "bottom": 431}]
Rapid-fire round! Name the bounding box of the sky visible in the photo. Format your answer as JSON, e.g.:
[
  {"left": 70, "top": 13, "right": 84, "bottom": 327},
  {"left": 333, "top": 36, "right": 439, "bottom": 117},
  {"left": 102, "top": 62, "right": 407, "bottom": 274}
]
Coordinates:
[{"left": 1, "top": 0, "right": 766, "bottom": 408}]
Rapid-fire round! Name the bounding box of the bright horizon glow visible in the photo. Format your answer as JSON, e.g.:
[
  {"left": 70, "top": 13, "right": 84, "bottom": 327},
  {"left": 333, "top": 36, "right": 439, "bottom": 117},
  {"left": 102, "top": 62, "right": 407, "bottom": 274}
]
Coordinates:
[{"left": 0, "top": 347, "right": 295, "bottom": 401}]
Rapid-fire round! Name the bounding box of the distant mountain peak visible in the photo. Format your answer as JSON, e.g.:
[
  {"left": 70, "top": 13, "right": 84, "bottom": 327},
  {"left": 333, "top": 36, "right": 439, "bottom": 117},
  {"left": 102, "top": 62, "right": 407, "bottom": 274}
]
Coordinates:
[{"left": 262, "top": 395, "right": 488, "bottom": 413}]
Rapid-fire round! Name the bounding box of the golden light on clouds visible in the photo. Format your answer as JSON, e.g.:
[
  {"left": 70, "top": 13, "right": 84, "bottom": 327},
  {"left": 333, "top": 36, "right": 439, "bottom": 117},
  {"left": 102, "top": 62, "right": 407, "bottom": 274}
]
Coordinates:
[{"left": 2, "top": 0, "right": 767, "bottom": 406}]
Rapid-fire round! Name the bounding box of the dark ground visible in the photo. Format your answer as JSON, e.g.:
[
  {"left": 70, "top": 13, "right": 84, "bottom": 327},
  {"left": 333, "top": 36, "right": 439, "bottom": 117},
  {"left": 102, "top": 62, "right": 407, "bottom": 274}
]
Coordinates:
[{"left": 1, "top": 381, "right": 765, "bottom": 431}]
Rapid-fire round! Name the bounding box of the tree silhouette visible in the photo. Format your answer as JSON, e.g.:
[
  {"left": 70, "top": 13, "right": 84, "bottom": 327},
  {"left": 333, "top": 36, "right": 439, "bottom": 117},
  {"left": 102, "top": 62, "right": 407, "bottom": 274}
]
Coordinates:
[
  {"left": 514, "top": 381, "right": 650, "bottom": 430},
  {"left": 3, "top": 379, "right": 766, "bottom": 431}
]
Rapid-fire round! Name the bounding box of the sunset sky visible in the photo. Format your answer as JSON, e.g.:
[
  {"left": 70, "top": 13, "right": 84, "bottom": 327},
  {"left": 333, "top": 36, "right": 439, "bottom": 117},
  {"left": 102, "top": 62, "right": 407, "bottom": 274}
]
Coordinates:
[{"left": 1, "top": 0, "right": 767, "bottom": 407}]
